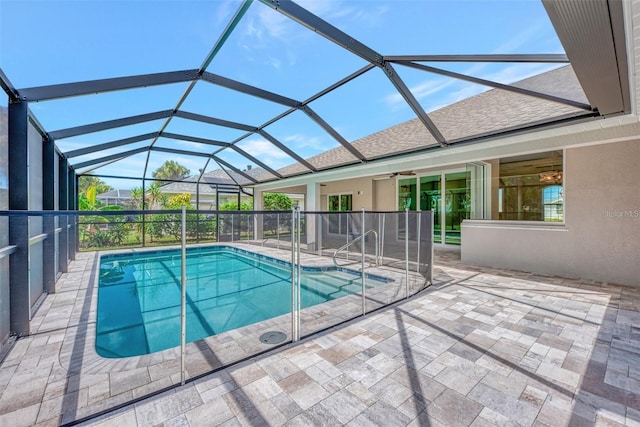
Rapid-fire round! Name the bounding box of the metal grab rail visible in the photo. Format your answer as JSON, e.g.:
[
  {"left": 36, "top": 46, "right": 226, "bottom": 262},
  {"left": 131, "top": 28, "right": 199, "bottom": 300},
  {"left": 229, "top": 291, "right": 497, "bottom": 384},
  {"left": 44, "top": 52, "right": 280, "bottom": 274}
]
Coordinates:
[
  {"left": 29, "top": 233, "right": 48, "bottom": 246},
  {"left": 332, "top": 229, "right": 379, "bottom": 268},
  {"left": 0, "top": 245, "right": 17, "bottom": 260}
]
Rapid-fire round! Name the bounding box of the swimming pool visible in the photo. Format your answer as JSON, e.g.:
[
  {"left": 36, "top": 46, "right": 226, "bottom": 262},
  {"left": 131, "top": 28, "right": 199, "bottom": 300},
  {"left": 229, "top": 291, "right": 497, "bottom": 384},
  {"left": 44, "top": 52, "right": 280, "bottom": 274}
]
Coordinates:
[{"left": 96, "top": 246, "right": 389, "bottom": 358}]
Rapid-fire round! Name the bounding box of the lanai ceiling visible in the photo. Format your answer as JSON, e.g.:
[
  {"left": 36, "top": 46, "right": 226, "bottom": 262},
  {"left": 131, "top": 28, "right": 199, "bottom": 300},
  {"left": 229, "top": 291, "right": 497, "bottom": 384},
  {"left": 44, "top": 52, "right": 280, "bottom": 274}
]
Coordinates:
[{"left": 0, "top": 0, "right": 630, "bottom": 188}]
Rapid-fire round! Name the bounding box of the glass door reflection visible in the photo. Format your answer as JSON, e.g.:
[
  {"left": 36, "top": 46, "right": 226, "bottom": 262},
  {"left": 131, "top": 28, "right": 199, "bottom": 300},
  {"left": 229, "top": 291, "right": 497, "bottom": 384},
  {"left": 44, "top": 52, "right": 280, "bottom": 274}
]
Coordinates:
[
  {"left": 444, "top": 172, "right": 471, "bottom": 245},
  {"left": 328, "top": 194, "right": 352, "bottom": 234},
  {"left": 419, "top": 175, "right": 441, "bottom": 243}
]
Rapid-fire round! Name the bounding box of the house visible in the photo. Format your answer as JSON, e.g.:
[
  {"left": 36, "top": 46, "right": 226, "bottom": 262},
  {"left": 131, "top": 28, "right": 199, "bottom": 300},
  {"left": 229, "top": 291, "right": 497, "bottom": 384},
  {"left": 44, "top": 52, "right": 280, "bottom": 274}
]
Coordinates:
[
  {"left": 251, "top": 64, "right": 639, "bottom": 287},
  {"left": 95, "top": 189, "right": 134, "bottom": 208},
  {"left": 100, "top": 167, "right": 305, "bottom": 210}
]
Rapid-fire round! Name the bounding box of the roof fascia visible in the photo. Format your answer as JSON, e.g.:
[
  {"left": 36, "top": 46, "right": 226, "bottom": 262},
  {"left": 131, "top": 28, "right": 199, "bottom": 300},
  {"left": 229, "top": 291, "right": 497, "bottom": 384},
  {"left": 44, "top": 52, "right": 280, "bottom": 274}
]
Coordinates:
[{"left": 255, "top": 113, "right": 616, "bottom": 191}]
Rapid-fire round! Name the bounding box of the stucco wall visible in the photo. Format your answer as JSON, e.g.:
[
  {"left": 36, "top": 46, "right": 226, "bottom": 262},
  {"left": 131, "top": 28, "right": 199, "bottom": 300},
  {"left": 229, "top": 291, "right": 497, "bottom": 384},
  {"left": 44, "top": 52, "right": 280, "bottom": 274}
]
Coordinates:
[
  {"left": 320, "top": 177, "right": 374, "bottom": 210},
  {"left": 462, "top": 139, "right": 640, "bottom": 287},
  {"left": 373, "top": 178, "right": 396, "bottom": 210}
]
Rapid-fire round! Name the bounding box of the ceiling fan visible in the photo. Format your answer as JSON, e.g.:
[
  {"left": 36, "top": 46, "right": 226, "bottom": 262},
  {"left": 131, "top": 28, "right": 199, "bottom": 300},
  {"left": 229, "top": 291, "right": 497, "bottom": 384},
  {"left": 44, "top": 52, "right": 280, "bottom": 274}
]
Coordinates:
[
  {"left": 391, "top": 171, "right": 416, "bottom": 177},
  {"left": 372, "top": 171, "right": 416, "bottom": 180}
]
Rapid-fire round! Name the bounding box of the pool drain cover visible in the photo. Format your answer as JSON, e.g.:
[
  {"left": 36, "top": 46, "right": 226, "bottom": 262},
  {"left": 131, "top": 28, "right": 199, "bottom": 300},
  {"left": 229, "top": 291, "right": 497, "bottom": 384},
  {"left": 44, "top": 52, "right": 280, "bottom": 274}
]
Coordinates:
[{"left": 259, "top": 331, "right": 287, "bottom": 344}]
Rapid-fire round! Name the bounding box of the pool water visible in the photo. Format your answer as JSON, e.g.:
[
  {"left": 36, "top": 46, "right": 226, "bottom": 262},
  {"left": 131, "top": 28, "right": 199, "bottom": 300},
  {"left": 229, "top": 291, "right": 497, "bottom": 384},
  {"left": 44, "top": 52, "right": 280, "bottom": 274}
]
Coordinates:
[{"left": 96, "top": 246, "right": 386, "bottom": 358}]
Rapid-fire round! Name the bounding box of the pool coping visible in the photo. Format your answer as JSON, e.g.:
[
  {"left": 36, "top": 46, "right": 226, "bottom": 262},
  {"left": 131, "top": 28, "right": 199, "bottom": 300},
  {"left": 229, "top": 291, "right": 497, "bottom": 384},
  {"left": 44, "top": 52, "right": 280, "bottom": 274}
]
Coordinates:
[
  {"left": 50, "top": 242, "right": 428, "bottom": 422},
  {"left": 100, "top": 243, "right": 396, "bottom": 283}
]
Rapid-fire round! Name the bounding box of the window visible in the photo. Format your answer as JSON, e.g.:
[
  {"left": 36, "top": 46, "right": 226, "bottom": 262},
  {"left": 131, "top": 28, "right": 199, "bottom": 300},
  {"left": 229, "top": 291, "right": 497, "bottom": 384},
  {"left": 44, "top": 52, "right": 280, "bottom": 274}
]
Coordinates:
[{"left": 498, "top": 151, "right": 563, "bottom": 222}]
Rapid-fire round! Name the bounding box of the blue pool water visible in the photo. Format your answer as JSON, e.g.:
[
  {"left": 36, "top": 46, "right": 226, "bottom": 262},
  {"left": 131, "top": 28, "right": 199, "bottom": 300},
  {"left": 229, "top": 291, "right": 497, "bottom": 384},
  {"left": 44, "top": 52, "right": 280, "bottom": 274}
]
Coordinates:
[{"left": 96, "top": 246, "right": 388, "bottom": 358}]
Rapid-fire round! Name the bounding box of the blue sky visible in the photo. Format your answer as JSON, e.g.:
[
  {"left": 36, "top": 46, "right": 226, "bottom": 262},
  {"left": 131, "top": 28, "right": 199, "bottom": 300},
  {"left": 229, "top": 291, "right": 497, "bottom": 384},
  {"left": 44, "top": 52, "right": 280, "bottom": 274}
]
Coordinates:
[{"left": 0, "top": 0, "right": 565, "bottom": 189}]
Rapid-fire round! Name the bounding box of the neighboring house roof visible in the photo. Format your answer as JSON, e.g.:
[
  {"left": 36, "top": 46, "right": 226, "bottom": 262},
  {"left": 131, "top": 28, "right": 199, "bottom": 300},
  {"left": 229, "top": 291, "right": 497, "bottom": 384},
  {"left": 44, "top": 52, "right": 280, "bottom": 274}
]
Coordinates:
[
  {"left": 199, "top": 169, "right": 237, "bottom": 185},
  {"left": 545, "top": 197, "right": 564, "bottom": 205},
  {"left": 159, "top": 170, "right": 256, "bottom": 195},
  {"left": 160, "top": 180, "right": 217, "bottom": 195},
  {"left": 169, "top": 167, "right": 270, "bottom": 189},
  {"left": 204, "top": 167, "right": 274, "bottom": 186},
  {"left": 95, "top": 189, "right": 132, "bottom": 200}
]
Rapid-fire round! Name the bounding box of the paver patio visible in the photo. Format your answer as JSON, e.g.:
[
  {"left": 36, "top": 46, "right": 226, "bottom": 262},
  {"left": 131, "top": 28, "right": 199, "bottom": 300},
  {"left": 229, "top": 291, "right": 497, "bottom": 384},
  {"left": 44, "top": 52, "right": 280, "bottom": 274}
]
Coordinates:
[{"left": 0, "top": 249, "right": 639, "bottom": 426}]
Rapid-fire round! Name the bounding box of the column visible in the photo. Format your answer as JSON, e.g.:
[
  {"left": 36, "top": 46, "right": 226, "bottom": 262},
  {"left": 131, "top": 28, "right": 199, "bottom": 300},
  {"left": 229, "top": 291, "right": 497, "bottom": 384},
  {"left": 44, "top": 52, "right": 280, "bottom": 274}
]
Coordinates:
[
  {"left": 306, "top": 182, "right": 321, "bottom": 252},
  {"left": 42, "top": 138, "right": 56, "bottom": 293},
  {"left": 8, "top": 100, "right": 30, "bottom": 336},
  {"left": 58, "top": 157, "right": 68, "bottom": 273},
  {"left": 254, "top": 190, "right": 263, "bottom": 240},
  {"left": 68, "top": 167, "right": 76, "bottom": 260}
]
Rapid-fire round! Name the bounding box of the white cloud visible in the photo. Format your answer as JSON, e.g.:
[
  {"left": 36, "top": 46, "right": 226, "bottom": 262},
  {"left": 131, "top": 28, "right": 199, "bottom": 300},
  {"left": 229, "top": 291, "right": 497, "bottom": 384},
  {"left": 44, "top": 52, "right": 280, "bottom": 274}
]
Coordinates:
[
  {"left": 237, "top": 0, "right": 387, "bottom": 70},
  {"left": 297, "top": 0, "right": 388, "bottom": 26},
  {"left": 282, "top": 133, "right": 326, "bottom": 151},
  {"left": 381, "top": 17, "right": 561, "bottom": 114},
  {"left": 236, "top": 4, "right": 303, "bottom": 69},
  {"left": 240, "top": 139, "right": 291, "bottom": 159},
  {"left": 382, "top": 77, "right": 454, "bottom": 111},
  {"left": 213, "top": 1, "right": 237, "bottom": 29},
  {"left": 265, "top": 56, "right": 282, "bottom": 70},
  {"left": 258, "top": 6, "right": 291, "bottom": 40},
  {"left": 234, "top": 137, "right": 298, "bottom": 169},
  {"left": 243, "top": 5, "right": 292, "bottom": 46}
]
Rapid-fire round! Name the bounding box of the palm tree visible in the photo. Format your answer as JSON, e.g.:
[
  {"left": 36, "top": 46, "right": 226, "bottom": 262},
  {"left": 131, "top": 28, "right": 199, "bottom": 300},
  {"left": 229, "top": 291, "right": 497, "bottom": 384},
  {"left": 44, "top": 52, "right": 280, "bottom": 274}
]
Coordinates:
[
  {"left": 78, "top": 175, "right": 112, "bottom": 196},
  {"left": 78, "top": 185, "right": 123, "bottom": 247},
  {"left": 130, "top": 187, "right": 145, "bottom": 242},
  {"left": 152, "top": 161, "right": 190, "bottom": 183},
  {"left": 146, "top": 183, "right": 163, "bottom": 210},
  {"left": 130, "top": 187, "right": 144, "bottom": 210}
]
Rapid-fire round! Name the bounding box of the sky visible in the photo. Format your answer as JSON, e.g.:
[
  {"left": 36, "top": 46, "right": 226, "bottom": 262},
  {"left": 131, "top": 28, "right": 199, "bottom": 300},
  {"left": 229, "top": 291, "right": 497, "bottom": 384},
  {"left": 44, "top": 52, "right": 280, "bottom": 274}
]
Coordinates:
[{"left": 0, "top": 0, "right": 566, "bottom": 190}]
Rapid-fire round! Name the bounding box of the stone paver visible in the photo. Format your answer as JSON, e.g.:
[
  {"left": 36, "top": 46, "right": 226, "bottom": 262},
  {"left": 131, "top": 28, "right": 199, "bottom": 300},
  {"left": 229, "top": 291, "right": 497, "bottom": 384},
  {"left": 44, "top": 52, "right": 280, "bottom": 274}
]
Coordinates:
[{"left": 0, "top": 248, "right": 638, "bottom": 426}]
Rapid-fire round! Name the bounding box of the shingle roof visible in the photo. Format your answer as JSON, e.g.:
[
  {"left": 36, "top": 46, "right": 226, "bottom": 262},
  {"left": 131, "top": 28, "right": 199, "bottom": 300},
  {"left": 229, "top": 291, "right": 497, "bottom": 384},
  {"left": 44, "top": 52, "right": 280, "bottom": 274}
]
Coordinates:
[
  {"left": 12, "top": 65, "right": 587, "bottom": 189},
  {"left": 159, "top": 180, "right": 216, "bottom": 195},
  {"left": 278, "top": 65, "right": 587, "bottom": 177},
  {"left": 96, "top": 189, "right": 132, "bottom": 199},
  {"left": 204, "top": 166, "right": 275, "bottom": 187},
  {"left": 158, "top": 166, "right": 270, "bottom": 192}
]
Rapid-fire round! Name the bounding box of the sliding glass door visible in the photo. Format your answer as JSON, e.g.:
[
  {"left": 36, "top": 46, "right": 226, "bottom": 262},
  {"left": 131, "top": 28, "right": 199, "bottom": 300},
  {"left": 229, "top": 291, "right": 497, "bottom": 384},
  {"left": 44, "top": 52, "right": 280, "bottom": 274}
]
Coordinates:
[{"left": 398, "top": 168, "right": 480, "bottom": 245}]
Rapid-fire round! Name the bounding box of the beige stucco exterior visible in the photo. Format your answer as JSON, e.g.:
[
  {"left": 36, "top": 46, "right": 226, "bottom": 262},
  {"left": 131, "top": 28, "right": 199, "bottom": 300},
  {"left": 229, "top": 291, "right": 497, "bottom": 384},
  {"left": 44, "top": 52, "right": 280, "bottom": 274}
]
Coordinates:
[
  {"left": 463, "top": 139, "right": 640, "bottom": 286},
  {"left": 319, "top": 177, "right": 374, "bottom": 211},
  {"left": 248, "top": 0, "right": 640, "bottom": 288},
  {"left": 254, "top": 122, "right": 640, "bottom": 287}
]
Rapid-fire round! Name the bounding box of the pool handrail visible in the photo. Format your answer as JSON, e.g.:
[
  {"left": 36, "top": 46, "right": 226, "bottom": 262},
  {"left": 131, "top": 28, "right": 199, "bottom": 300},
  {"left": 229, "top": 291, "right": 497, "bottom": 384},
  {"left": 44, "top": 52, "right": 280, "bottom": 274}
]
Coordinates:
[{"left": 332, "top": 229, "right": 379, "bottom": 269}]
